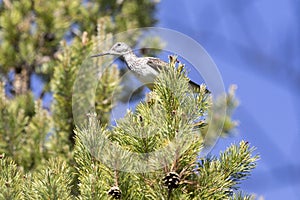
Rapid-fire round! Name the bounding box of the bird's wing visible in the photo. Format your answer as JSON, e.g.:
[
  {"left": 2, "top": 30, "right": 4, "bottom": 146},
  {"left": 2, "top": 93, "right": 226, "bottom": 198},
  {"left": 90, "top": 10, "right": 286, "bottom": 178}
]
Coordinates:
[{"left": 146, "top": 57, "right": 169, "bottom": 72}]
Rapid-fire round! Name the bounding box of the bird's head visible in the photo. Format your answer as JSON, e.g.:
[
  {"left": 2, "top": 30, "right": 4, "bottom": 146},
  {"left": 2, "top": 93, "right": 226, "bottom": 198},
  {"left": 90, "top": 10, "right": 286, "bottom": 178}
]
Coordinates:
[{"left": 91, "top": 42, "right": 131, "bottom": 58}]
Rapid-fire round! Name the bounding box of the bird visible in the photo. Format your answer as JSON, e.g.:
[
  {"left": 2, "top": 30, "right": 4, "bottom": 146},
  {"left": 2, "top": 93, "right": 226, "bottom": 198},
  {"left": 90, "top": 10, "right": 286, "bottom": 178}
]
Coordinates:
[{"left": 91, "top": 42, "right": 209, "bottom": 92}]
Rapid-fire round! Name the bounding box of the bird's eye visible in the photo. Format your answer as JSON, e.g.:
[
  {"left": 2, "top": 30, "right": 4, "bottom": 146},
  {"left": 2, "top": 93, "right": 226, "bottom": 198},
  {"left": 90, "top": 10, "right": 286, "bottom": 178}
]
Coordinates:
[{"left": 117, "top": 43, "right": 121, "bottom": 46}]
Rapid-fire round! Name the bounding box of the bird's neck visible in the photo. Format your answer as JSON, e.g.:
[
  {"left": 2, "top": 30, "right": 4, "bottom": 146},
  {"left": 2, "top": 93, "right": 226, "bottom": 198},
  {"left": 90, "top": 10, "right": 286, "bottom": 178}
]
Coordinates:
[{"left": 122, "top": 51, "right": 138, "bottom": 69}]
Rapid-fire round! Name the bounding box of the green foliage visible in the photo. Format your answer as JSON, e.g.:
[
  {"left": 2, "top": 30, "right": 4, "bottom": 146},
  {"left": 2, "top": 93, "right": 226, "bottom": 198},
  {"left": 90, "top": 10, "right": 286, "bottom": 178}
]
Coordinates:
[
  {"left": 0, "top": 55, "right": 259, "bottom": 199},
  {"left": 0, "top": 83, "right": 50, "bottom": 170},
  {"left": 28, "top": 157, "right": 74, "bottom": 199},
  {"left": 94, "top": 63, "right": 121, "bottom": 124},
  {"left": 74, "top": 118, "right": 115, "bottom": 199},
  {"left": 0, "top": 156, "right": 23, "bottom": 200},
  {"left": 22, "top": 100, "right": 51, "bottom": 170},
  {"left": 112, "top": 56, "right": 208, "bottom": 169},
  {"left": 0, "top": 0, "right": 158, "bottom": 159},
  {"left": 201, "top": 84, "right": 239, "bottom": 146},
  {"left": 0, "top": 0, "right": 157, "bottom": 95},
  {"left": 93, "top": 21, "right": 122, "bottom": 124},
  {"left": 50, "top": 38, "right": 88, "bottom": 153},
  {"left": 50, "top": 23, "right": 121, "bottom": 154},
  {"left": 231, "top": 192, "right": 256, "bottom": 200},
  {"left": 190, "top": 141, "right": 258, "bottom": 199},
  {"left": 0, "top": 83, "right": 30, "bottom": 163},
  {"left": 72, "top": 58, "right": 259, "bottom": 199},
  {"left": 114, "top": 0, "right": 157, "bottom": 31},
  {"left": 0, "top": 0, "right": 76, "bottom": 81}
]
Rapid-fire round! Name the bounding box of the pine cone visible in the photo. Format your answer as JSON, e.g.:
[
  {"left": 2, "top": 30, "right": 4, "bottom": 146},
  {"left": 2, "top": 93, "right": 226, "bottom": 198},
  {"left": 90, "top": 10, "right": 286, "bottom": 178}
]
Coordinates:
[
  {"left": 163, "top": 171, "right": 180, "bottom": 190},
  {"left": 108, "top": 186, "right": 121, "bottom": 199}
]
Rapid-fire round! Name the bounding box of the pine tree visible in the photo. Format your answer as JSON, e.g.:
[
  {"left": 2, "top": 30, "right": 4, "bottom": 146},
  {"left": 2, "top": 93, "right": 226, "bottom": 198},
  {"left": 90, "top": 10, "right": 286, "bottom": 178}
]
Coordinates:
[
  {"left": 71, "top": 57, "right": 259, "bottom": 199},
  {"left": 0, "top": 1, "right": 259, "bottom": 199}
]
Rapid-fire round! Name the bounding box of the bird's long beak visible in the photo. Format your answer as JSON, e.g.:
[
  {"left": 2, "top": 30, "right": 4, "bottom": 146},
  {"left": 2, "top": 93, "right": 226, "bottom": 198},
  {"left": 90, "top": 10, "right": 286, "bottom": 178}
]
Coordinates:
[{"left": 90, "top": 52, "right": 110, "bottom": 58}]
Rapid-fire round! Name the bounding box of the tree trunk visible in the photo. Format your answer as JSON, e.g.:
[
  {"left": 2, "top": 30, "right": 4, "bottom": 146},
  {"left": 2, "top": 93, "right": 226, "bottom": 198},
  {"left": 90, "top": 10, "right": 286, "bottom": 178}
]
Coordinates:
[{"left": 13, "top": 67, "right": 30, "bottom": 95}]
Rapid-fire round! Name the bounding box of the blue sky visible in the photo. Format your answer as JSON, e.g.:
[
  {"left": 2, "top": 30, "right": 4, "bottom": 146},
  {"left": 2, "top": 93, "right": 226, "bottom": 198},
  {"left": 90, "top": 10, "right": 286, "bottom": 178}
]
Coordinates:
[{"left": 154, "top": 0, "right": 300, "bottom": 199}]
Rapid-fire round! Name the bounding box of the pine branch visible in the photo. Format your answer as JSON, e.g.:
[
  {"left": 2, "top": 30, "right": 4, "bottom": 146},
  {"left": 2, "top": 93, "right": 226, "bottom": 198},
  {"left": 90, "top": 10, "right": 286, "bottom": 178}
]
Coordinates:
[
  {"left": 93, "top": 20, "right": 121, "bottom": 125},
  {"left": 201, "top": 85, "right": 239, "bottom": 146},
  {"left": 230, "top": 191, "right": 256, "bottom": 200},
  {"left": 30, "top": 157, "right": 74, "bottom": 199},
  {"left": 191, "top": 141, "right": 259, "bottom": 199},
  {"left": 0, "top": 82, "right": 30, "bottom": 166},
  {"left": 74, "top": 114, "right": 116, "bottom": 199},
  {"left": 23, "top": 100, "right": 51, "bottom": 170},
  {"left": 51, "top": 36, "right": 92, "bottom": 153},
  {"left": 0, "top": 155, "right": 23, "bottom": 199},
  {"left": 219, "top": 141, "right": 259, "bottom": 187}
]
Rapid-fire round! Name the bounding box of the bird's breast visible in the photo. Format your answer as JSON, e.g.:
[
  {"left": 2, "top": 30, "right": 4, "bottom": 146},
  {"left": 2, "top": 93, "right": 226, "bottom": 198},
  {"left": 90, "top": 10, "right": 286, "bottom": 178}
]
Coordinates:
[{"left": 127, "top": 60, "right": 159, "bottom": 85}]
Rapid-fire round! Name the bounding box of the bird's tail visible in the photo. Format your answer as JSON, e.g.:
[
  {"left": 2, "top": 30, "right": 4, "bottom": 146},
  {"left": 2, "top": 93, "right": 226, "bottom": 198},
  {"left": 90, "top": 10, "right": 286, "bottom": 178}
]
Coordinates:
[{"left": 189, "top": 80, "right": 211, "bottom": 94}]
